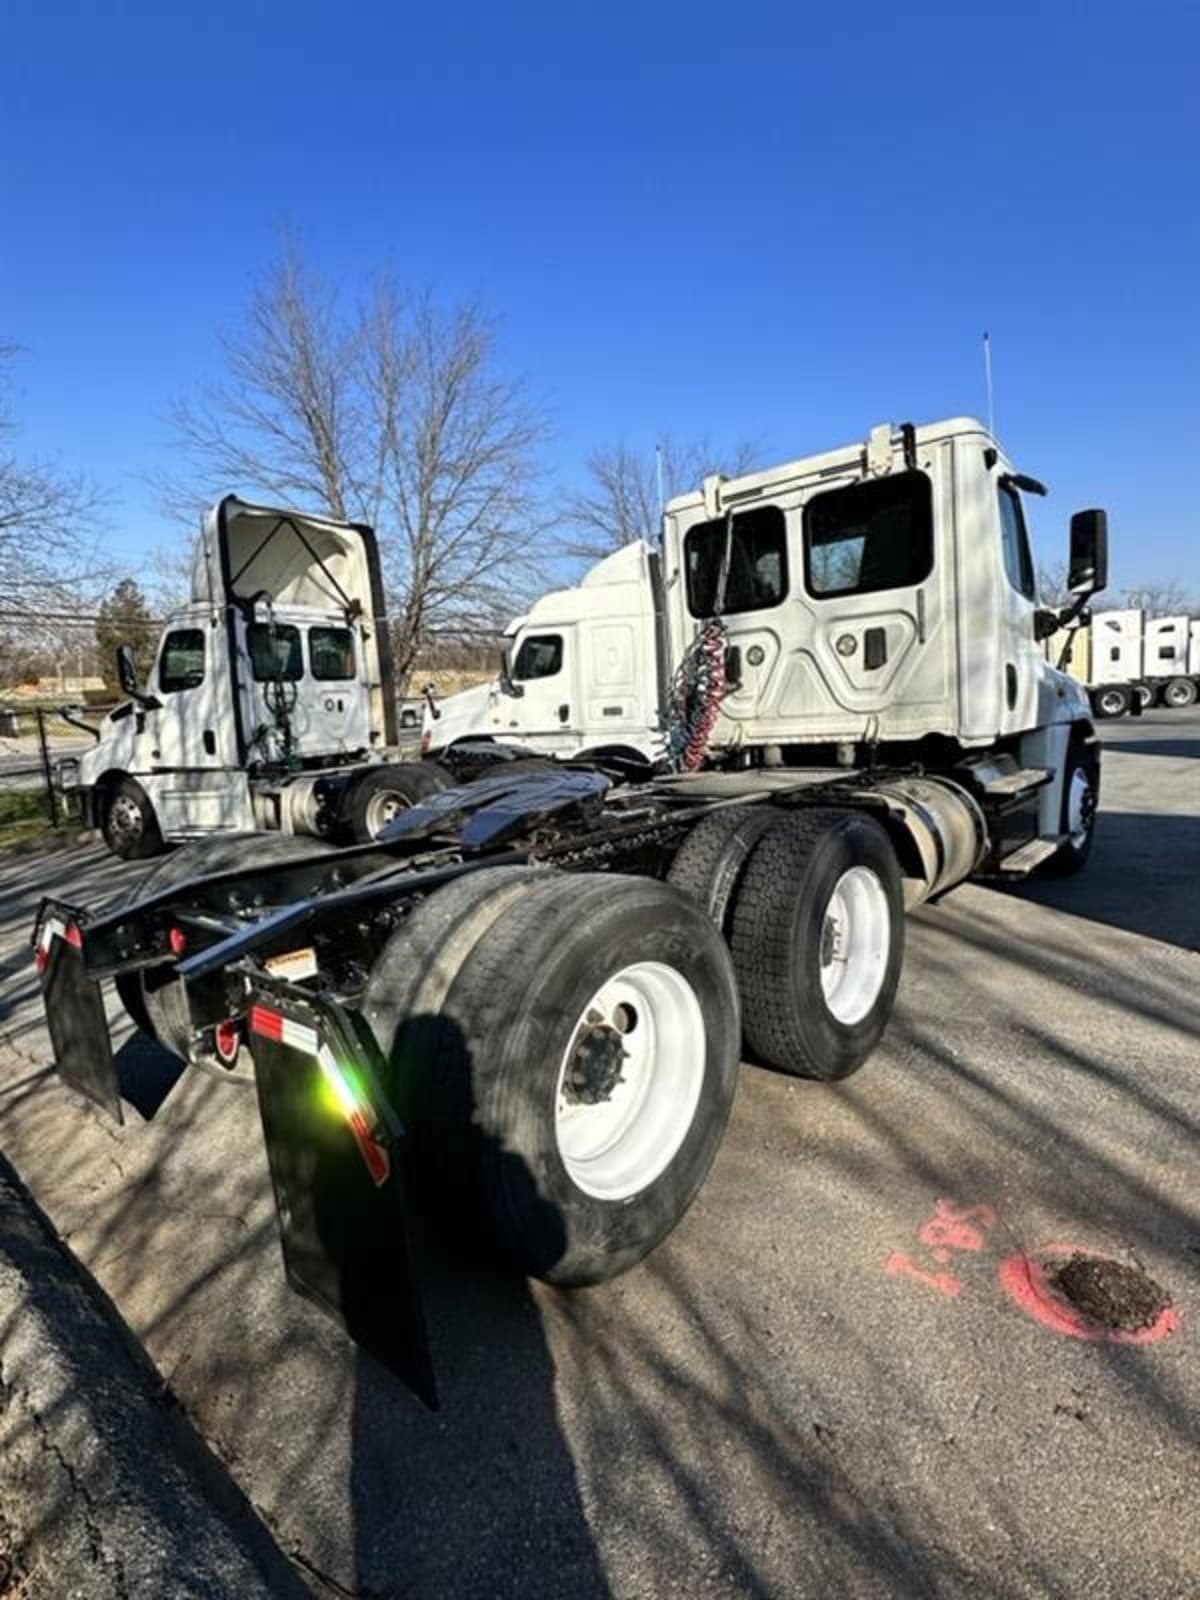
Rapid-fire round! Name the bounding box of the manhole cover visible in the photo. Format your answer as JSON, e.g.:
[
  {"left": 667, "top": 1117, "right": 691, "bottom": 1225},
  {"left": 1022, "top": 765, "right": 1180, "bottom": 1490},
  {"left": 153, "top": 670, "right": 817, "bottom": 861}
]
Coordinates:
[
  {"left": 999, "top": 1244, "right": 1181, "bottom": 1344},
  {"left": 1051, "top": 1252, "right": 1171, "bottom": 1331}
]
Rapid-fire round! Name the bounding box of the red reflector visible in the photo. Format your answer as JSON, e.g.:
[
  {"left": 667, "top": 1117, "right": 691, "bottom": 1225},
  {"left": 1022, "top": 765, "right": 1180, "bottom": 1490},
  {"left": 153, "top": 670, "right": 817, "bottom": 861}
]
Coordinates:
[
  {"left": 168, "top": 926, "right": 187, "bottom": 956},
  {"left": 214, "top": 1018, "right": 241, "bottom": 1063},
  {"left": 249, "top": 1004, "right": 285, "bottom": 1041},
  {"left": 65, "top": 923, "right": 83, "bottom": 949},
  {"left": 348, "top": 1108, "right": 391, "bottom": 1186},
  {"left": 34, "top": 947, "right": 48, "bottom": 974}
]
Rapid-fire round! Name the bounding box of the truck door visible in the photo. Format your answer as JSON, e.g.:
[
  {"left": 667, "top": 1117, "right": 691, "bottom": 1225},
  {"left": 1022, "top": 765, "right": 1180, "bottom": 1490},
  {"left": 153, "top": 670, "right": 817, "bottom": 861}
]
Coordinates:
[
  {"left": 510, "top": 632, "right": 575, "bottom": 746},
  {"left": 146, "top": 621, "right": 243, "bottom": 831},
  {"left": 994, "top": 481, "right": 1042, "bottom": 733}
]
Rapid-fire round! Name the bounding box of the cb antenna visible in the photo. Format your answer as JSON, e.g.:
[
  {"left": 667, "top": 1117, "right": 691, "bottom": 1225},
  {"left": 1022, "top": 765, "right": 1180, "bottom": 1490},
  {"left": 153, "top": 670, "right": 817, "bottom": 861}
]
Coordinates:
[{"left": 983, "top": 329, "right": 995, "bottom": 438}]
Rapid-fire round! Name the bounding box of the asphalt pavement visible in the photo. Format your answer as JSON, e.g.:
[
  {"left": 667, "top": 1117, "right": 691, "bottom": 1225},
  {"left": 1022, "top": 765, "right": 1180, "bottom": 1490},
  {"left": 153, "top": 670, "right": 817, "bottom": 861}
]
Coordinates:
[{"left": 0, "top": 711, "right": 1197, "bottom": 1598}]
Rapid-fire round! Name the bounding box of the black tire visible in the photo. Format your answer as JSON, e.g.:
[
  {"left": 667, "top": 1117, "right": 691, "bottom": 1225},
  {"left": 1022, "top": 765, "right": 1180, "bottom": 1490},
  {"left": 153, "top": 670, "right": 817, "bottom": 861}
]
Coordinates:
[
  {"left": 362, "top": 864, "right": 554, "bottom": 1136},
  {"left": 1044, "top": 736, "right": 1100, "bottom": 877},
  {"left": 135, "top": 833, "right": 337, "bottom": 1067},
  {"left": 1162, "top": 677, "right": 1198, "bottom": 710},
  {"left": 1133, "top": 682, "right": 1155, "bottom": 711},
  {"left": 380, "top": 873, "right": 741, "bottom": 1286},
  {"left": 1091, "top": 686, "right": 1130, "bottom": 719},
  {"left": 667, "top": 804, "right": 778, "bottom": 932},
  {"left": 730, "top": 809, "right": 904, "bottom": 1081},
  {"left": 341, "top": 762, "right": 450, "bottom": 844},
  {"left": 100, "top": 776, "right": 165, "bottom": 861}
]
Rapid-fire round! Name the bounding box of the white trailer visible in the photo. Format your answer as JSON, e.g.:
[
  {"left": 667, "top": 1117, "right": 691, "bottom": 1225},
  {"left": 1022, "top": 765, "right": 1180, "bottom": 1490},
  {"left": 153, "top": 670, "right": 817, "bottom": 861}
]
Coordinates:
[{"left": 1054, "top": 606, "right": 1200, "bottom": 716}]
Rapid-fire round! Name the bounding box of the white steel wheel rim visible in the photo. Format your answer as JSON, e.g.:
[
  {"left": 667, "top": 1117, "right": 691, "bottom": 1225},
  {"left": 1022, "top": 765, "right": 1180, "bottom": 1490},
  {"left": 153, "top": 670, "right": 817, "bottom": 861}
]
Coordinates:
[
  {"left": 1067, "top": 768, "right": 1093, "bottom": 848},
  {"left": 819, "top": 867, "right": 891, "bottom": 1026},
  {"left": 365, "top": 789, "right": 411, "bottom": 834},
  {"left": 554, "top": 961, "right": 706, "bottom": 1202},
  {"left": 109, "top": 793, "right": 143, "bottom": 843},
  {"left": 1099, "top": 691, "right": 1125, "bottom": 715}
]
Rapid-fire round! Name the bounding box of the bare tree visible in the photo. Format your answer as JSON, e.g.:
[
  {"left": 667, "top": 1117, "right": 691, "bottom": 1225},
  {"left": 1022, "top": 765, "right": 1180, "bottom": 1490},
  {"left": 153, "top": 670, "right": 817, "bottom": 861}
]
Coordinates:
[
  {"left": 564, "top": 435, "right": 761, "bottom": 563},
  {"left": 0, "top": 342, "right": 111, "bottom": 685},
  {"left": 161, "top": 246, "right": 551, "bottom": 690},
  {"left": 1120, "top": 579, "right": 1194, "bottom": 617}
]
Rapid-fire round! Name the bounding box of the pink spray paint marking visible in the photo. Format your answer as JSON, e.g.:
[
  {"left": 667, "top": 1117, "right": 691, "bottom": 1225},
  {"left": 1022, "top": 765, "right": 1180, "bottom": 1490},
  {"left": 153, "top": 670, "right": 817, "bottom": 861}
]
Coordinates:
[
  {"left": 998, "top": 1244, "right": 1182, "bottom": 1345},
  {"left": 885, "top": 1252, "right": 961, "bottom": 1299},
  {"left": 918, "top": 1199, "right": 996, "bottom": 1265}
]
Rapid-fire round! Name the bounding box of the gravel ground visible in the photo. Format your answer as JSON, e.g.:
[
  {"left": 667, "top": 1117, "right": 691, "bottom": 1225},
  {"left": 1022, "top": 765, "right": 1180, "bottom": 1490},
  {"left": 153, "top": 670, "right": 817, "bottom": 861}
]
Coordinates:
[{"left": 0, "top": 711, "right": 1197, "bottom": 1599}]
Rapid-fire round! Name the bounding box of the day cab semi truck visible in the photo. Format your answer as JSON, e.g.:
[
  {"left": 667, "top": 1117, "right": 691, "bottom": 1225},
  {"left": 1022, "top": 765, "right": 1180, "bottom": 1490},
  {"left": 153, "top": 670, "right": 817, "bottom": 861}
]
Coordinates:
[
  {"left": 67, "top": 496, "right": 450, "bottom": 859},
  {"left": 34, "top": 415, "right": 1108, "bottom": 1402}
]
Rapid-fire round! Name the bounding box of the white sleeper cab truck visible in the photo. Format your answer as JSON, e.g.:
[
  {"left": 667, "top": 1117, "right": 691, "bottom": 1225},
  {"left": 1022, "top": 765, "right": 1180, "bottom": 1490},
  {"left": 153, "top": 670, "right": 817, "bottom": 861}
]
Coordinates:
[
  {"left": 74, "top": 496, "right": 447, "bottom": 858},
  {"left": 1053, "top": 607, "right": 1200, "bottom": 716},
  {"left": 422, "top": 540, "right": 664, "bottom": 764},
  {"left": 35, "top": 416, "right": 1108, "bottom": 1404}
]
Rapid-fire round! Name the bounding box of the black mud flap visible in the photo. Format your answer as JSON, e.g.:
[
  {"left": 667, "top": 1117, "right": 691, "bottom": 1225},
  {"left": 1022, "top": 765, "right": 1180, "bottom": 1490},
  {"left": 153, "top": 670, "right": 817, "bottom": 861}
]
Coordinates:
[
  {"left": 35, "top": 902, "right": 123, "bottom": 1125},
  {"left": 247, "top": 986, "right": 437, "bottom": 1408}
]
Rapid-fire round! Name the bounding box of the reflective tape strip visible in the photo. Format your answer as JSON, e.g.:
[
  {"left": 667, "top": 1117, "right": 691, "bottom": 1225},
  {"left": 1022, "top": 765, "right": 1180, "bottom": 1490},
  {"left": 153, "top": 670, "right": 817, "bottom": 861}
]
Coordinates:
[{"left": 248, "top": 1005, "right": 319, "bottom": 1056}]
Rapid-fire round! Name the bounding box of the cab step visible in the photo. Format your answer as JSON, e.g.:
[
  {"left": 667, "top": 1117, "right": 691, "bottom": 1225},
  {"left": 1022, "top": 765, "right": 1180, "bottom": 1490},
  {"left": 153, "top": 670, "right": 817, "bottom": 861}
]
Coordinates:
[
  {"left": 997, "top": 836, "right": 1061, "bottom": 876},
  {"left": 981, "top": 766, "right": 1054, "bottom": 799}
]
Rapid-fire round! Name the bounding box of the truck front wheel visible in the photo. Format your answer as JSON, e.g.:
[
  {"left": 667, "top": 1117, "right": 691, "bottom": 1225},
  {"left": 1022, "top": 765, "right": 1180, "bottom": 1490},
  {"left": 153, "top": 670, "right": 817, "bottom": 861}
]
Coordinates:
[
  {"left": 385, "top": 874, "right": 741, "bottom": 1285},
  {"left": 1045, "top": 738, "right": 1099, "bottom": 876},
  {"left": 101, "top": 777, "right": 165, "bottom": 861},
  {"left": 730, "top": 809, "right": 904, "bottom": 1080}
]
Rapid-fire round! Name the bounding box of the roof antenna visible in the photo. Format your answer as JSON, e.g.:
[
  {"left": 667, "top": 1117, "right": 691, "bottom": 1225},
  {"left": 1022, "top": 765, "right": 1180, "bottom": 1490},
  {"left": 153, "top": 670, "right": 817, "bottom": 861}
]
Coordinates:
[{"left": 983, "top": 330, "right": 996, "bottom": 438}]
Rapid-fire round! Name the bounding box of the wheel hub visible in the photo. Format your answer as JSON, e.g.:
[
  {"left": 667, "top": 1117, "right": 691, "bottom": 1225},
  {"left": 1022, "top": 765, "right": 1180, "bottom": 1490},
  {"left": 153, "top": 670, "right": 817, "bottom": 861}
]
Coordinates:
[{"left": 563, "top": 1020, "right": 627, "bottom": 1105}]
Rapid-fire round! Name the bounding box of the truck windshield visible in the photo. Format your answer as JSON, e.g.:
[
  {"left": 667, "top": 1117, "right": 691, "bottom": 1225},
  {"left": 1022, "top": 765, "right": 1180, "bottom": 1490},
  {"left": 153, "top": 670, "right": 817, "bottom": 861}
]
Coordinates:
[
  {"left": 309, "top": 626, "right": 356, "bottom": 680},
  {"left": 247, "top": 622, "right": 303, "bottom": 681},
  {"left": 684, "top": 506, "right": 787, "bottom": 617}
]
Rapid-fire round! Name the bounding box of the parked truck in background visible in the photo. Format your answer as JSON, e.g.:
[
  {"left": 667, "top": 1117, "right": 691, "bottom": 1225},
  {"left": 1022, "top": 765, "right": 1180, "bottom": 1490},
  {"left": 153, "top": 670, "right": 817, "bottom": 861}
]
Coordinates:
[
  {"left": 34, "top": 414, "right": 1109, "bottom": 1402},
  {"left": 69, "top": 497, "right": 452, "bottom": 858},
  {"left": 1050, "top": 607, "right": 1200, "bottom": 717}
]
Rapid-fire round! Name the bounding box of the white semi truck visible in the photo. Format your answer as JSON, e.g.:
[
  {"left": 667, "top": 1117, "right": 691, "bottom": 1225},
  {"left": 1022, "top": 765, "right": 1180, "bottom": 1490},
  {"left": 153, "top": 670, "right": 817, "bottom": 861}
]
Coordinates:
[
  {"left": 70, "top": 497, "right": 449, "bottom": 858},
  {"left": 34, "top": 413, "right": 1108, "bottom": 1403},
  {"left": 1052, "top": 607, "right": 1200, "bottom": 716}
]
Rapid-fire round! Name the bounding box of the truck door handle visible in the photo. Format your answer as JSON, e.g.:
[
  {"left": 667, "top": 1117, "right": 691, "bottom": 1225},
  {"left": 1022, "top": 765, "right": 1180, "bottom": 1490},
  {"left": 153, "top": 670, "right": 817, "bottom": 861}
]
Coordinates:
[
  {"left": 1006, "top": 664, "right": 1018, "bottom": 709},
  {"left": 558, "top": 704, "right": 570, "bottom": 723},
  {"left": 203, "top": 729, "right": 216, "bottom": 755},
  {"left": 863, "top": 628, "right": 887, "bottom": 670}
]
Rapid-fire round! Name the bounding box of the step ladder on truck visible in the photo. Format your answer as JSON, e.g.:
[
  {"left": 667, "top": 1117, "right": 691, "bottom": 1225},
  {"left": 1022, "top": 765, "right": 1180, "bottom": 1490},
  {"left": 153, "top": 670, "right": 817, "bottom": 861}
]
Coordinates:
[{"left": 33, "top": 415, "right": 1108, "bottom": 1404}]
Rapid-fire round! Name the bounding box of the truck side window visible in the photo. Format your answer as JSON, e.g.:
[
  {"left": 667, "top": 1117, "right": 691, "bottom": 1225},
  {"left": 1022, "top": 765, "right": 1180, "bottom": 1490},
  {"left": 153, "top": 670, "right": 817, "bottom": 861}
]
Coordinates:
[
  {"left": 247, "top": 622, "right": 303, "bottom": 681},
  {"left": 309, "top": 626, "right": 356, "bottom": 680},
  {"left": 513, "top": 634, "right": 562, "bottom": 680},
  {"left": 803, "top": 471, "right": 933, "bottom": 598},
  {"left": 158, "top": 629, "right": 206, "bottom": 693},
  {"left": 684, "top": 505, "right": 788, "bottom": 617},
  {"left": 998, "top": 485, "right": 1036, "bottom": 601}
]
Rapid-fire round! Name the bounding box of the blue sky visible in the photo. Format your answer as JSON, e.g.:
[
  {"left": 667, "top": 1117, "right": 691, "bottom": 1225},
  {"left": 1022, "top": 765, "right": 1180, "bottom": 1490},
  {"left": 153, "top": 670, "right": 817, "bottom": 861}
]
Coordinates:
[{"left": 1, "top": 0, "right": 1196, "bottom": 596}]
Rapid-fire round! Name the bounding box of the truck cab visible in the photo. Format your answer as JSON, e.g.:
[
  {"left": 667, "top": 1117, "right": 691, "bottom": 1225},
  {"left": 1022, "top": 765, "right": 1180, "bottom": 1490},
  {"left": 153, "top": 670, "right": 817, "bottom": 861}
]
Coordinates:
[
  {"left": 423, "top": 542, "right": 664, "bottom": 763},
  {"left": 426, "top": 417, "right": 1101, "bottom": 842},
  {"left": 78, "top": 496, "right": 399, "bottom": 855}
]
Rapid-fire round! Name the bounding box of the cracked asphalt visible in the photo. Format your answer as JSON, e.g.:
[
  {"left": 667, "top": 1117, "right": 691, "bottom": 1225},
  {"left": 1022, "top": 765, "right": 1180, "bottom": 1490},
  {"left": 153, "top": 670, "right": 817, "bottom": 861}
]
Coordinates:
[{"left": 0, "top": 711, "right": 1197, "bottom": 1598}]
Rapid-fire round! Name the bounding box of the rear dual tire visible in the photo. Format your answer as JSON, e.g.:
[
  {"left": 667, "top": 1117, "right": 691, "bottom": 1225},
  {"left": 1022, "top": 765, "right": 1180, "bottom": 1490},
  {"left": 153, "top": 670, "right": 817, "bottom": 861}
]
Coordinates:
[
  {"left": 365, "top": 872, "right": 741, "bottom": 1285},
  {"left": 670, "top": 806, "right": 905, "bottom": 1082}
]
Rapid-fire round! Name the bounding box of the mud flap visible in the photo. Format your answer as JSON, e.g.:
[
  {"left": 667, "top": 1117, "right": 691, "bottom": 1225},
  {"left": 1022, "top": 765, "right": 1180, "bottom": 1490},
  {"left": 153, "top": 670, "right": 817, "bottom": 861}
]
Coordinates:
[
  {"left": 247, "top": 986, "right": 437, "bottom": 1408},
  {"left": 35, "top": 904, "right": 123, "bottom": 1125}
]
